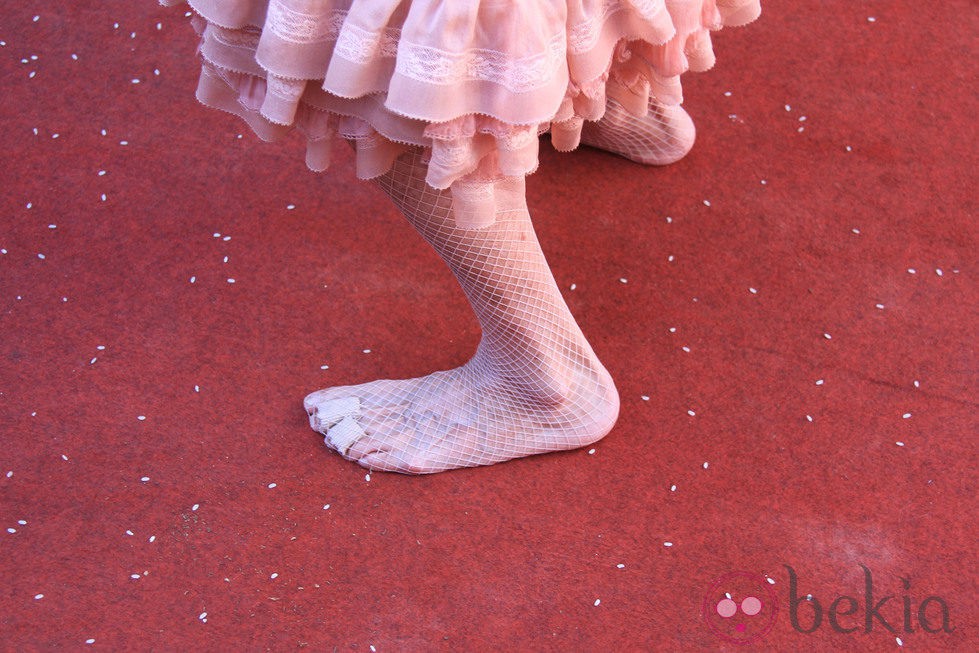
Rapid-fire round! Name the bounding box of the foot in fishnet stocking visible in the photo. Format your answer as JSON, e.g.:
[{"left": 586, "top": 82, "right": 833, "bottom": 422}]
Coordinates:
[
  {"left": 580, "top": 97, "right": 696, "bottom": 165},
  {"left": 304, "top": 151, "right": 620, "bottom": 474}
]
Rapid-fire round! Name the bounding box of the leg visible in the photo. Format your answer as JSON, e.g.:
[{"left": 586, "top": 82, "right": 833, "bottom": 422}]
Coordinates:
[
  {"left": 304, "top": 150, "right": 619, "bottom": 474},
  {"left": 580, "top": 96, "right": 696, "bottom": 165}
]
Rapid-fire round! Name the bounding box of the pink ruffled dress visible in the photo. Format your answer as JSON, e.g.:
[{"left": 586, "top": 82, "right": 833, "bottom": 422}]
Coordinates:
[{"left": 162, "top": 0, "right": 760, "bottom": 226}]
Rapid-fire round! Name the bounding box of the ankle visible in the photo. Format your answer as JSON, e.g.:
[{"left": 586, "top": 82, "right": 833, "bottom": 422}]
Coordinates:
[{"left": 468, "top": 337, "right": 613, "bottom": 408}]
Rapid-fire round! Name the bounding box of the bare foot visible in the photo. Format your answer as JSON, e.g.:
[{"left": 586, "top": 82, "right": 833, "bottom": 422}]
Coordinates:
[
  {"left": 304, "top": 343, "right": 619, "bottom": 474},
  {"left": 581, "top": 97, "right": 696, "bottom": 165}
]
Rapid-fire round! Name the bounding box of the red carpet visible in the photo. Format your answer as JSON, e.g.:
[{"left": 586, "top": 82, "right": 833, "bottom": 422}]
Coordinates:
[{"left": 2, "top": 1, "right": 976, "bottom": 649}]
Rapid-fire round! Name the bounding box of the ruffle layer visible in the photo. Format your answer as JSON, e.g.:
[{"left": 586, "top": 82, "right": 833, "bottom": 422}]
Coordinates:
[{"left": 164, "top": 0, "right": 760, "bottom": 226}]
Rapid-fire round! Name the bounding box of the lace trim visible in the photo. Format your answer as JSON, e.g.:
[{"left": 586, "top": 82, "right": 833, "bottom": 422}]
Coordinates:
[
  {"left": 395, "top": 34, "right": 565, "bottom": 93},
  {"left": 568, "top": 0, "right": 667, "bottom": 54},
  {"left": 266, "top": 74, "right": 306, "bottom": 102},
  {"left": 630, "top": 0, "right": 669, "bottom": 23},
  {"left": 266, "top": 2, "right": 346, "bottom": 44},
  {"left": 435, "top": 142, "right": 472, "bottom": 169},
  {"left": 496, "top": 127, "right": 538, "bottom": 151},
  {"left": 569, "top": 1, "right": 622, "bottom": 54},
  {"left": 249, "top": 1, "right": 674, "bottom": 91},
  {"left": 212, "top": 25, "right": 261, "bottom": 50},
  {"left": 452, "top": 180, "right": 495, "bottom": 202},
  {"left": 206, "top": 0, "right": 692, "bottom": 117},
  {"left": 334, "top": 20, "right": 401, "bottom": 63}
]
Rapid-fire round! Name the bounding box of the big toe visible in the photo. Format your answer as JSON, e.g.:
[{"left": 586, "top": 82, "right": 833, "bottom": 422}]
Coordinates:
[{"left": 305, "top": 395, "right": 361, "bottom": 432}]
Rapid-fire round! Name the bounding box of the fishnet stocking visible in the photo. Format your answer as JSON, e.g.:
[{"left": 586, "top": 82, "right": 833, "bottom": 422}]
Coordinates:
[
  {"left": 581, "top": 96, "right": 696, "bottom": 165},
  {"left": 304, "top": 150, "right": 619, "bottom": 474}
]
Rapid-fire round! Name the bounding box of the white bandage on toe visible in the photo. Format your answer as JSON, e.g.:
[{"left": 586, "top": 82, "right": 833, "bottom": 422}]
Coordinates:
[
  {"left": 327, "top": 415, "right": 367, "bottom": 456},
  {"left": 313, "top": 396, "right": 360, "bottom": 430}
]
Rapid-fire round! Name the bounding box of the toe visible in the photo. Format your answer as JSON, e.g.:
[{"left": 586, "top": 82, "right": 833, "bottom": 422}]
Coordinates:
[
  {"left": 345, "top": 435, "right": 391, "bottom": 460},
  {"left": 306, "top": 396, "right": 361, "bottom": 433},
  {"left": 325, "top": 415, "right": 367, "bottom": 455},
  {"left": 357, "top": 451, "right": 436, "bottom": 475},
  {"left": 304, "top": 387, "right": 349, "bottom": 414}
]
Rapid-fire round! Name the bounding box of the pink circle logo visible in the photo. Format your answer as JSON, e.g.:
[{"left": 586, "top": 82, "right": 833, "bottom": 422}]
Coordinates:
[{"left": 703, "top": 571, "right": 778, "bottom": 644}]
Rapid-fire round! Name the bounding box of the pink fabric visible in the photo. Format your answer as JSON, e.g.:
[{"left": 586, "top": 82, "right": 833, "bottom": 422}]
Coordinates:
[{"left": 164, "top": 0, "right": 760, "bottom": 205}]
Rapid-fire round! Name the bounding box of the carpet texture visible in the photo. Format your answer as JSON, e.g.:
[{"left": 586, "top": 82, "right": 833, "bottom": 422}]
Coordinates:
[{"left": 1, "top": 1, "right": 976, "bottom": 649}]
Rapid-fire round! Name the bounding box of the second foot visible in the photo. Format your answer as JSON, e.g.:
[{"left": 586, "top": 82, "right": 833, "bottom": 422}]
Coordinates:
[{"left": 580, "top": 97, "right": 696, "bottom": 166}]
